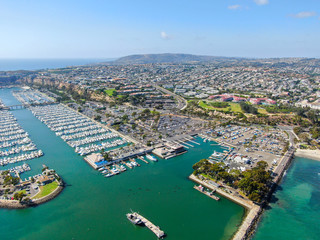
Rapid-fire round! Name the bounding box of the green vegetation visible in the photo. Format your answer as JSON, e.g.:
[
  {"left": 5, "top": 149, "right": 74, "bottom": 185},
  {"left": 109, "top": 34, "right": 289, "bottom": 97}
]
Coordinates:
[
  {"left": 193, "top": 159, "right": 272, "bottom": 203},
  {"left": 101, "top": 149, "right": 112, "bottom": 161},
  {"left": 32, "top": 181, "right": 59, "bottom": 199},
  {"left": 265, "top": 105, "right": 296, "bottom": 114},
  {"left": 104, "top": 89, "right": 116, "bottom": 96},
  {"left": 240, "top": 102, "right": 258, "bottom": 114},
  {"left": 257, "top": 108, "right": 268, "bottom": 114},
  {"left": 209, "top": 102, "right": 230, "bottom": 108},
  {"left": 310, "top": 126, "right": 320, "bottom": 139},
  {"left": 3, "top": 175, "right": 20, "bottom": 186},
  {"left": 14, "top": 191, "right": 26, "bottom": 202},
  {"left": 199, "top": 101, "right": 243, "bottom": 113},
  {"left": 94, "top": 115, "right": 102, "bottom": 122}
]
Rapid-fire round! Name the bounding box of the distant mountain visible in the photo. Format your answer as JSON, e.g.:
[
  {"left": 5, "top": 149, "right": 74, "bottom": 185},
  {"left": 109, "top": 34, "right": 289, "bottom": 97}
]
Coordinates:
[{"left": 112, "top": 53, "right": 237, "bottom": 64}]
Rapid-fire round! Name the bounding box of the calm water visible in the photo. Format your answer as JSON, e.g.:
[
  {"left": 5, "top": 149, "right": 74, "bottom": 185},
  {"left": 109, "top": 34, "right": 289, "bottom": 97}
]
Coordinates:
[
  {"left": 254, "top": 157, "right": 320, "bottom": 240},
  {"left": 0, "top": 88, "right": 244, "bottom": 240},
  {"left": 0, "top": 59, "right": 114, "bottom": 71}
]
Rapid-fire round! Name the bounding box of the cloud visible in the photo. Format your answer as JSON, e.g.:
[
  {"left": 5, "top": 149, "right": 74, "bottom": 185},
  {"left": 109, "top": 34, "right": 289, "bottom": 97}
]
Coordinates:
[
  {"left": 228, "top": 5, "right": 241, "bottom": 10},
  {"left": 160, "top": 31, "right": 171, "bottom": 40},
  {"left": 291, "top": 11, "right": 317, "bottom": 18},
  {"left": 254, "top": 0, "right": 269, "bottom": 5}
]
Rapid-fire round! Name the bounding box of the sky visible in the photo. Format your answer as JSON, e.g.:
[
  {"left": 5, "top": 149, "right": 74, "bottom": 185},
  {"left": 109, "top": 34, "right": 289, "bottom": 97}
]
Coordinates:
[{"left": 0, "top": 0, "right": 319, "bottom": 58}]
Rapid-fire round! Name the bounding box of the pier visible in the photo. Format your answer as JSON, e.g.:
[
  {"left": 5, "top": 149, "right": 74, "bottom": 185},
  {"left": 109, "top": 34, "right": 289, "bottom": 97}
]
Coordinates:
[
  {"left": 127, "top": 212, "right": 166, "bottom": 239},
  {"left": 137, "top": 156, "right": 149, "bottom": 164},
  {"left": 0, "top": 102, "right": 56, "bottom": 111},
  {"left": 193, "top": 185, "right": 220, "bottom": 201}
]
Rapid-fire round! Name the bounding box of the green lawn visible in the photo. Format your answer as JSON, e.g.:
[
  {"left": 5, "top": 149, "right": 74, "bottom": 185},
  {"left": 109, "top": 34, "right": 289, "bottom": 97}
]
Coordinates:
[
  {"left": 199, "top": 101, "right": 243, "bottom": 113},
  {"left": 16, "top": 189, "right": 27, "bottom": 195},
  {"left": 258, "top": 108, "right": 268, "bottom": 114},
  {"left": 32, "top": 181, "right": 59, "bottom": 199},
  {"left": 104, "top": 89, "right": 116, "bottom": 96}
]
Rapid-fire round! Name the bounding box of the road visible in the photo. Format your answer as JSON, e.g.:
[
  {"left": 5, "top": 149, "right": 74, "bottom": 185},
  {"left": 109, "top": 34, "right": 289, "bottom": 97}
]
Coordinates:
[
  {"left": 278, "top": 125, "right": 297, "bottom": 147},
  {"left": 153, "top": 84, "right": 188, "bottom": 111}
]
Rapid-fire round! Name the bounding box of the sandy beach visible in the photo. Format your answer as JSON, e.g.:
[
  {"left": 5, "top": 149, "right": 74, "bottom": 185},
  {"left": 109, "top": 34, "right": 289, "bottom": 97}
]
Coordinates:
[{"left": 295, "top": 149, "right": 320, "bottom": 161}]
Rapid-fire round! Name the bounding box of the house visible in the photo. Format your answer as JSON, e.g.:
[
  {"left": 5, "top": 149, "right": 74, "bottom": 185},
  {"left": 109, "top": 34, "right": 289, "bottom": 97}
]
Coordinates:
[{"left": 38, "top": 175, "right": 54, "bottom": 186}]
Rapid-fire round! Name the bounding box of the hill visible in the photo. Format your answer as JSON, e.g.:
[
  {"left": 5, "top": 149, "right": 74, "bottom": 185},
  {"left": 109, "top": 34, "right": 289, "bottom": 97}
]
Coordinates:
[{"left": 112, "top": 53, "right": 235, "bottom": 64}]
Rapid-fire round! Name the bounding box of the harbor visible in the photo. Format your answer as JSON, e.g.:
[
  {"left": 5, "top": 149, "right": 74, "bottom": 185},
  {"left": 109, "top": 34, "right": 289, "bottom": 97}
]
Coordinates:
[
  {"left": 0, "top": 88, "right": 244, "bottom": 239},
  {"left": 9, "top": 90, "right": 168, "bottom": 179}
]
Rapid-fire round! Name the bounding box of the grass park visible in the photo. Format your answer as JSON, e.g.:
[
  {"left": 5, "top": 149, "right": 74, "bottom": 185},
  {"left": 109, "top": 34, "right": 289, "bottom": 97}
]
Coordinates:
[
  {"left": 198, "top": 100, "right": 269, "bottom": 115},
  {"left": 32, "top": 181, "right": 59, "bottom": 199},
  {"left": 198, "top": 100, "right": 243, "bottom": 113}
]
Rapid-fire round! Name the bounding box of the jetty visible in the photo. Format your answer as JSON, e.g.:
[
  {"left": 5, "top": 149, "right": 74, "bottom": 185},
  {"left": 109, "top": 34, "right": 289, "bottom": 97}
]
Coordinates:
[
  {"left": 194, "top": 185, "right": 220, "bottom": 201},
  {"left": 127, "top": 212, "right": 166, "bottom": 239}
]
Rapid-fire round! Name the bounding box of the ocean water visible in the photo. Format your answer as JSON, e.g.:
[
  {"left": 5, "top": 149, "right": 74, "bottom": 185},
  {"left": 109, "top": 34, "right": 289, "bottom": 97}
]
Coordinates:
[
  {"left": 254, "top": 157, "right": 320, "bottom": 240},
  {"left": 0, "top": 88, "right": 244, "bottom": 240},
  {"left": 0, "top": 59, "right": 114, "bottom": 71}
]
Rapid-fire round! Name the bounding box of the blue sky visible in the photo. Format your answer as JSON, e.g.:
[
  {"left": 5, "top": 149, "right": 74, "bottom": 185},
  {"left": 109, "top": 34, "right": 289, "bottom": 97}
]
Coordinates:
[{"left": 0, "top": 0, "right": 319, "bottom": 58}]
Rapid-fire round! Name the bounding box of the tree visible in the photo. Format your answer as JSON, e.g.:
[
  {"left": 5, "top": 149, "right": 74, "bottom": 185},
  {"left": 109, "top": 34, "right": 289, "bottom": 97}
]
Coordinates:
[
  {"left": 14, "top": 192, "right": 25, "bottom": 202},
  {"left": 94, "top": 115, "right": 102, "bottom": 122},
  {"left": 103, "top": 152, "right": 112, "bottom": 161}
]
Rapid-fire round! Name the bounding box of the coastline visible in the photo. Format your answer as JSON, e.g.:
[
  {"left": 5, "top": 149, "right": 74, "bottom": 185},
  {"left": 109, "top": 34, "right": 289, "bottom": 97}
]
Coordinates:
[
  {"left": 189, "top": 174, "right": 261, "bottom": 240},
  {"left": 189, "top": 147, "right": 295, "bottom": 240},
  {"left": 0, "top": 180, "right": 64, "bottom": 209},
  {"left": 295, "top": 149, "right": 320, "bottom": 161}
]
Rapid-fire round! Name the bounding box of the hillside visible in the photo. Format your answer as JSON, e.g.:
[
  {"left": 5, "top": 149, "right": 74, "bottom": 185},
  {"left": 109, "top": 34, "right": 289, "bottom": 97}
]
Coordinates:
[{"left": 112, "top": 53, "right": 233, "bottom": 64}]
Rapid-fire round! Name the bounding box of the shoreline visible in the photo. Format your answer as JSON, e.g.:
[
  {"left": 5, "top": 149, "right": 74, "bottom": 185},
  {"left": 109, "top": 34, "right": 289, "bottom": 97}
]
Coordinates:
[
  {"left": 189, "top": 174, "right": 261, "bottom": 240},
  {"left": 0, "top": 180, "right": 64, "bottom": 209},
  {"left": 295, "top": 149, "right": 320, "bottom": 161},
  {"left": 189, "top": 148, "right": 295, "bottom": 240}
]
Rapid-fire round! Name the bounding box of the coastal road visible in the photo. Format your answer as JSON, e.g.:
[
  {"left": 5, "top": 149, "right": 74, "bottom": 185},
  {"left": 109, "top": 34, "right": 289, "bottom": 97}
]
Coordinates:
[{"left": 278, "top": 125, "right": 297, "bottom": 147}]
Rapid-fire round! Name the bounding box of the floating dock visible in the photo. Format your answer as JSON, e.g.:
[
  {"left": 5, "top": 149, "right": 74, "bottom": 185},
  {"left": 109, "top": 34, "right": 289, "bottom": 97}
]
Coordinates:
[{"left": 127, "top": 212, "right": 166, "bottom": 239}]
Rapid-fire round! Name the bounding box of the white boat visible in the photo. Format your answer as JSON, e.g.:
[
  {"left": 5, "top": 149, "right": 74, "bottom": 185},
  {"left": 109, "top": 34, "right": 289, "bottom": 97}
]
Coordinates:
[{"left": 146, "top": 154, "right": 157, "bottom": 162}]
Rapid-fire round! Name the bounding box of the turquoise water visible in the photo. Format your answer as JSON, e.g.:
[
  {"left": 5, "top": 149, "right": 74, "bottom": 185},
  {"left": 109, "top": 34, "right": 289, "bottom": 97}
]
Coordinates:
[
  {"left": 254, "top": 157, "right": 320, "bottom": 240},
  {"left": 0, "top": 88, "right": 244, "bottom": 240}
]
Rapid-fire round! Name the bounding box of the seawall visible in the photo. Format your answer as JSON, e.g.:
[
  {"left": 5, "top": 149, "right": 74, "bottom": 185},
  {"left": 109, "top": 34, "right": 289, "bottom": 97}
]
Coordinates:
[
  {"left": 0, "top": 180, "right": 64, "bottom": 209},
  {"left": 189, "top": 174, "right": 260, "bottom": 240}
]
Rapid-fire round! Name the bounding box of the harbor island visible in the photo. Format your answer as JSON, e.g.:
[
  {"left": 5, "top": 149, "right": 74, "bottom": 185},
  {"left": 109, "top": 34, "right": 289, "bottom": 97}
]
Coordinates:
[{"left": 0, "top": 165, "right": 64, "bottom": 208}]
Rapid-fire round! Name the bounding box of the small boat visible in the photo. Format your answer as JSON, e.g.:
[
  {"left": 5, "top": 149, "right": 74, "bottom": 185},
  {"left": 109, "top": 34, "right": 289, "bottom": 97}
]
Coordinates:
[{"left": 126, "top": 213, "right": 144, "bottom": 226}]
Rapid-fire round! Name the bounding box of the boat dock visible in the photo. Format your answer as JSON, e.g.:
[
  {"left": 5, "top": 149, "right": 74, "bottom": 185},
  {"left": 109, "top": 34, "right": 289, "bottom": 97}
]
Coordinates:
[
  {"left": 137, "top": 156, "right": 149, "bottom": 164},
  {"left": 194, "top": 185, "right": 220, "bottom": 201},
  {"left": 128, "top": 212, "right": 166, "bottom": 239}
]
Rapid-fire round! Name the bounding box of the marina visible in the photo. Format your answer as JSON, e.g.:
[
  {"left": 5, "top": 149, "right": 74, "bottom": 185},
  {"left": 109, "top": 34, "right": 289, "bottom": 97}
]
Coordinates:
[
  {"left": 0, "top": 163, "right": 31, "bottom": 175},
  {"left": 12, "top": 89, "right": 54, "bottom": 105},
  {"left": 9, "top": 90, "right": 162, "bottom": 179},
  {"left": 0, "top": 88, "right": 244, "bottom": 240},
  {"left": 28, "top": 104, "right": 128, "bottom": 157},
  {"left": 0, "top": 108, "right": 44, "bottom": 166}
]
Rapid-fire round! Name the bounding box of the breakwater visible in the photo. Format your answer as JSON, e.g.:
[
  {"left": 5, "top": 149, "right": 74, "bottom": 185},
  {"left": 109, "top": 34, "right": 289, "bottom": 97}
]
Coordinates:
[{"left": 189, "top": 174, "right": 261, "bottom": 240}]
